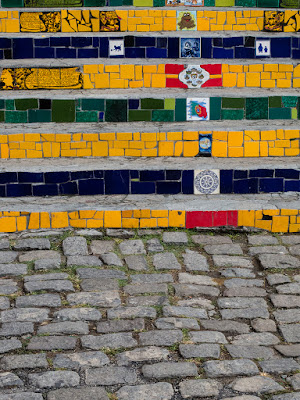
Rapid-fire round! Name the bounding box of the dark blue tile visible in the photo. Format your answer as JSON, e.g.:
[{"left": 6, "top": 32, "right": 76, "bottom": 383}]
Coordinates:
[
  {"left": 0, "top": 185, "right": 5, "bottom": 197},
  {"left": 7, "top": 184, "right": 32, "bottom": 197},
  {"left": 130, "top": 170, "right": 139, "bottom": 179},
  {"left": 166, "top": 170, "right": 181, "bottom": 180},
  {"left": 124, "top": 36, "right": 134, "bottom": 47},
  {"left": 50, "top": 37, "right": 71, "bottom": 47},
  {"left": 59, "top": 182, "right": 78, "bottom": 195},
  {"left": 56, "top": 48, "right": 77, "bottom": 58},
  {"left": 131, "top": 181, "right": 155, "bottom": 194},
  {"left": 34, "top": 38, "right": 49, "bottom": 47},
  {"left": 167, "top": 38, "right": 179, "bottom": 58},
  {"left": 201, "top": 38, "right": 212, "bottom": 58},
  {"left": 220, "top": 170, "right": 233, "bottom": 194},
  {"left": 157, "top": 181, "right": 181, "bottom": 194},
  {"left": 78, "top": 48, "right": 99, "bottom": 58},
  {"left": 94, "top": 170, "right": 104, "bottom": 179},
  {"left": 285, "top": 180, "right": 300, "bottom": 191},
  {"left": 234, "top": 170, "right": 248, "bottom": 179},
  {"left": 292, "top": 38, "right": 299, "bottom": 48},
  {"left": 33, "top": 184, "right": 58, "bottom": 197},
  {"left": 71, "top": 37, "right": 92, "bottom": 47},
  {"left": 213, "top": 48, "right": 234, "bottom": 59},
  {"left": 0, "top": 51, "right": 3, "bottom": 60},
  {"left": 271, "top": 38, "right": 291, "bottom": 58},
  {"left": 0, "top": 172, "right": 17, "bottom": 184},
  {"left": 125, "top": 48, "right": 145, "bottom": 58},
  {"left": 292, "top": 50, "right": 300, "bottom": 59},
  {"left": 259, "top": 178, "right": 283, "bottom": 193},
  {"left": 100, "top": 38, "right": 109, "bottom": 58},
  {"left": 129, "top": 99, "right": 139, "bottom": 109},
  {"left": 18, "top": 172, "right": 44, "bottom": 183},
  {"left": 213, "top": 38, "right": 222, "bottom": 46},
  {"left": 135, "top": 37, "right": 155, "bottom": 47},
  {"left": 104, "top": 170, "right": 129, "bottom": 194},
  {"left": 140, "top": 170, "right": 165, "bottom": 181},
  {"left": 3, "top": 49, "right": 11, "bottom": 60},
  {"left": 233, "top": 178, "right": 258, "bottom": 194},
  {"left": 13, "top": 38, "right": 33, "bottom": 59},
  {"left": 44, "top": 172, "right": 70, "bottom": 184},
  {"left": 93, "top": 38, "right": 100, "bottom": 47},
  {"left": 249, "top": 169, "right": 274, "bottom": 178},
  {"left": 223, "top": 37, "right": 244, "bottom": 47},
  {"left": 157, "top": 37, "right": 167, "bottom": 48},
  {"left": 71, "top": 171, "right": 94, "bottom": 180},
  {"left": 146, "top": 48, "right": 167, "bottom": 58},
  {"left": 235, "top": 47, "right": 255, "bottom": 58},
  {"left": 35, "top": 47, "right": 55, "bottom": 58},
  {"left": 182, "top": 170, "right": 193, "bottom": 194},
  {"left": 0, "top": 38, "right": 11, "bottom": 49},
  {"left": 275, "top": 169, "right": 299, "bottom": 179},
  {"left": 78, "top": 179, "right": 104, "bottom": 195}
]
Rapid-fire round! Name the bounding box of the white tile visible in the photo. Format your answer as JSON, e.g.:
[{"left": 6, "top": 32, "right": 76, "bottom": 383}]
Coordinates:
[
  {"left": 109, "top": 39, "right": 124, "bottom": 57},
  {"left": 194, "top": 169, "right": 220, "bottom": 195},
  {"left": 186, "top": 98, "right": 209, "bottom": 121},
  {"left": 256, "top": 40, "right": 270, "bottom": 57}
]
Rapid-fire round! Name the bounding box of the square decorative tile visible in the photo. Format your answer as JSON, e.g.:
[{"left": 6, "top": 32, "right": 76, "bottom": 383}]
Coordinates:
[
  {"left": 181, "top": 38, "right": 201, "bottom": 58},
  {"left": 198, "top": 133, "right": 212, "bottom": 155},
  {"left": 109, "top": 39, "right": 124, "bottom": 57},
  {"left": 186, "top": 98, "right": 209, "bottom": 120},
  {"left": 256, "top": 39, "right": 270, "bottom": 56},
  {"left": 194, "top": 169, "right": 220, "bottom": 194},
  {"left": 177, "top": 11, "right": 197, "bottom": 31}
]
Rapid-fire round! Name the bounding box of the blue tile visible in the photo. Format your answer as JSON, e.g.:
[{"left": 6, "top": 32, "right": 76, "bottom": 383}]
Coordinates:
[
  {"left": 157, "top": 37, "right": 167, "bottom": 48},
  {"left": 131, "top": 181, "right": 155, "bottom": 194},
  {"left": 71, "top": 171, "right": 94, "bottom": 180},
  {"left": 0, "top": 51, "right": 3, "bottom": 60},
  {"left": 130, "top": 170, "right": 139, "bottom": 179},
  {"left": 93, "top": 38, "right": 100, "bottom": 47},
  {"left": 271, "top": 38, "right": 291, "bottom": 58},
  {"left": 44, "top": 172, "right": 70, "bottom": 184},
  {"left": 213, "top": 48, "right": 234, "bottom": 59},
  {"left": 0, "top": 172, "right": 17, "bottom": 184},
  {"left": 105, "top": 170, "right": 129, "bottom": 194},
  {"left": 223, "top": 37, "right": 244, "bottom": 47},
  {"left": 140, "top": 170, "right": 165, "bottom": 181},
  {"left": 234, "top": 170, "right": 248, "bottom": 179},
  {"left": 34, "top": 38, "right": 49, "bottom": 47},
  {"left": 233, "top": 178, "right": 258, "bottom": 194},
  {"left": 167, "top": 38, "right": 179, "bottom": 58},
  {"left": 166, "top": 170, "right": 181, "bottom": 180},
  {"left": 56, "top": 48, "right": 77, "bottom": 58},
  {"left": 0, "top": 186, "right": 5, "bottom": 197},
  {"left": 33, "top": 184, "right": 58, "bottom": 197},
  {"left": 275, "top": 169, "right": 299, "bottom": 179},
  {"left": 220, "top": 170, "right": 233, "bottom": 194},
  {"left": 285, "top": 180, "right": 300, "bottom": 191},
  {"left": 59, "top": 182, "right": 78, "bottom": 195},
  {"left": 18, "top": 172, "right": 44, "bottom": 183},
  {"left": 35, "top": 47, "right": 55, "bottom": 58},
  {"left": 94, "top": 171, "right": 104, "bottom": 178},
  {"left": 157, "top": 181, "right": 181, "bottom": 194},
  {"left": 259, "top": 178, "right": 283, "bottom": 193},
  {"left": 201, "top": 38, "right": 212, "bottom": 58},
  {"left": 71, "top": 37, "right": 92, "bottom": 47},
  {"left": 13, "top": 38, "right": 33, "bottom": 59},
  {"left": 182, "top": 170, "right": 194, "bottom": 194},
  {"left": 235, "top": 47, "right": 255, "bottom": 58},
  {"left": 124, "top": 36, "right": 134, "bottom": 47},
  {"left": 50, "top": 37, "right": 71, "bottom": 47},
  {"left": 0, "top": 38, "right": 11, "bottom": 48},
  {"left": 78, "top": 48, "right": 99, "bottom": 58},
  {"left": 7, "top": 184, "right": 32, "bottom": 197},
  {"left": 146, "top": 48, "right": 167, "bottom": 58},
  {"left": 100, "top": 38, "right": 109, "bottom": 57},
  {"left": 292, "top": 50, "right": 300, "bottom": 59},
  {"left": 78, "top": 179, "right": 104, "bottom": 195},
  {"left": 135, "top": 37, "right": 155, "bottom": 47},
  {"left": 125, "top": 48, "right": 145, "bottom": 58},
  {"left": 129, "top": 99, "right": 139, "bottom": 109},
  {"left": 249, "top": 169, "right": 274, "bottom": 178},
  {"left": 292, "top": 38, "right": 299, "bottom": 48},
  {"left": 213, "top": 38, "right": 222, "bottom": 46}
]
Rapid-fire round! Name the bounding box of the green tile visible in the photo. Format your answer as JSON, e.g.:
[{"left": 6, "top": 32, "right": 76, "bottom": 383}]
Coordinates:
[
  {"left": 76, "top": 112, "right": 98, "bottom": 122},
  {"left": 109, "top": 0, "right": 123, "bottom": 5},
  {"left": 15, "top": 98, "right": 38, "bottom": 110},
  {"left": 175, "top": 99, "right": 186, "bottom": 121},
  {"left": 152, "top": 110, "right": 174, "bottom": 122},
  {"left": 0, "top": 100, "right": 4, "bottom": 110},
  {"left": 257, "top": 0, "right": 279, "bottom": 6},
  {"left": 5, "top": 111, "right": 27, "bottom": 123},
  {"left": 1, "top": 0, "right": 23, "bottom": 6},
  {"left": 215, "top": 0, "right": 234, "bottom": 5},
  {"left": 84, "top": 0, "right": 105, "bottom": 4},
  {"left": 105, "top": 100, "right": 127, "bottom": 122},
  {"left": 246, "top": 97, "right": 268, "bottom": 120},
  {"left": 141, "top": 98, "right": 164, "bottom": 110},
  {"left": 52, "top": 100, "right": 75, "bottom": 123},
  {"left": 292, "top": 108, "right": 298, "bottom": 120},
  {"left": 280, "top": 0, "right": 300, "bottom": 7},
  {"left": 269, "top": 108, "right": 291, "bottom": 119},
  {"left": 269, "top": 96, "right": 281, "bottom": 108},
  {"left": 221, "top": 109, "right": 244, "bottom": 120},
  {"left": 76, "top": 99, "right": 81, "bottom": 111},
  {"left": 0, "top": 111, "right": 4, "bottom": 122},
  {"left": 122, "top": 0, "right": 133, "bottom": 4},
  {"left": 28, "top": 110, "right": 51, "bottom": 123},
  {"left": 153, "top": 0, "right": 164, "bottom": 6},
  {"left": 209, "top": 98, "right": 221, "bottom": 120},
  {"left": 5, "top": 100, "right": 15, "bottom": 111},
  {"left": 133, "top": 0, "right": 153, "bottom": 4},
  {"left": 82, "top": 99, "right": 105, "bottom": 111},
  {"left": 222, "top": 97, "right": 245, "bottom": 109},
  {"left": 129, "top": 110, "right": 151, "bottom": 122},
  {"left": 282, "top": 96, "right": 298, "bottom": 108},
  {"left": 204, "top": 0, "right": 215, "bottom": 5},
  {"left": 164, "top": 98, "right": 175, "bottom": 110}
]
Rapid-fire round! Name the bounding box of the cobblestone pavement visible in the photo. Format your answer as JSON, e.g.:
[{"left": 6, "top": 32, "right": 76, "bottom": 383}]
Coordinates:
[{"left": 0, "top": 228, "right": 299, "bottom": 400}]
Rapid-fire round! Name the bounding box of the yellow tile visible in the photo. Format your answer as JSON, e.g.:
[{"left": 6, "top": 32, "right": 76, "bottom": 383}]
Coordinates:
[
  {"left": 51, "top": 212, "right": 69, "bottom": 229},
  {"left": 152, "top": 210, "right": 168, "bottom": 217},
  {"left": 228, "top": 147, "right": 244, "bottom": 157},
  {"left": 157, "top": 218, "right": 169, "bottom": 227},
  {"left": 0, "top": 144, "right": 9, "bottom": 159},
  {"left": 183, "top": 131, "right": 198, "bottom": 140},
  {"left": 245, "top": 130, "right": 260, "bottom": 140},
  {"left": 17, "top": 216, "right": 27, "bottom": 231},
  {"left": 0, "top": 135, "right": 7, "bottom": 144},
  {"left": 141, "top": 132, "right": 157, "bottom": 141},
  {"left": 87, "top": 219, "right": 103, "bottom": 228},
  {"left": 277, "top": 79, "right": 291, "bottom": 88},
  {"left": 271, "top": 216, "right": 289, "bottom": 233},
  {"left": 260, "top": 142, "right": 268, "bottom": 157},
  {"left": 140, "top": 209, "right": 151, "bottom": 218},
  {"left": 110, "top": 79, "right": 125, "bottom": 89},
  {"left": 264, "top": 64, "right": 278, "bottom": 72},
  {"left": 158, "top": 141, "right": 174, "bottom": 156},
  {"left": 8, "top": 134, "right": 23, "bottom": 142},
  {"left": 28, "top": 213, "right": 39, "bottom": 230},
  {"left": 293, "top": 79, "right": 300, "bottom": 88},
  {"left": 104, "top": 211, "right": 122, "bottom": 228},
  {"left": 140, "top": 218, "right": 157, "bottom": 228},
  {"left": 122, "top": 210, "right": 133, "bottom": 218},
  {"left": 281, "top": 209, "right": 298, "bottom": 216},
  {"left": 83, "top": 65, "right": 98, "bottom": 74},
  {"left": 151, "top": 74, "right": 166, "bottom": 88},
  {"left": 0, "top": 217, "right": 16, "bottom": 232},
  {"left": 109, "top": 148, "right": 124, "bottom": 156},
  {"left": 223, "top": 73, "right": 237, "bottom": 87},
  {"left": 246, "top": 72, "right": 260, "bottom": 87},
  {"left": 174, "top": 142, "right": 183, "bottom": 156},
  {"left": 137, "top": 25, "right": 150, "bottom": 32},
  {"left": 261, "top": 130, "right": 276, "bottom": 141},
  {"left": 125, "top": 149, "right": 141, "bottom": 157},
  {"left": 237, "top": 73, "right": 245, "bottom": 87},
  {"left": 120, "top": 64, "right": 135, "bottom": 80},
  {"left": 163, "top": 17, "right": 176, "bottom": 31},
  {"left": 122, "top": 218, "right": 139, "bottom": 228},
  {"left": 244, "top": 142, "right": 259, "bottom": 157},
  {"left": 94, "top": 73, "right": 109, "bottom": 88},
  {"left": 289, "top": 224, "right": 300, "bottom": 232},
  {"left": 105, "top": 65, "right": 120, "bottom": 73},
  {"left": 10, "top": 149, "right": 25, "bottom": 158},
  {"left": 40, "top": 212, "right": 50, "bottom": 229},
  {"left": 183, "top": 141, "right": 198, "bottom": 157},
  {"left": 255, "top": 219, "right": 272, "bottom": 231},
  {"left": 143, "top": 65, "right": 157, "bottom": 73},
  {"left": 269, "top": 147, "right": 284, "bottom": 156},
  {"left": 25, "top": 133, "right": 40, "bottom": 142},
  {"left": 70, "top": 219, "right": 86, "bottom": 228},
  {"left": 79, "top": 210, "right": 95, "bottom": 219},
  {"left": 27, "top": 150, "right": 42, "bottom": 158},
  {"left": 167, "top": 132, "right": 182, "bottom": 141},
  {"left": 169, "top": 210, "right": 185, "bottom": 227},
  {"left": 249, "top": 64, "right": 263, "bottom": 72},
  {"left": 229, "top": 65, "right": 244, "bottom": 73},
  {"left": 211, "top": 141, "right": 227, "bottom": 157},
  {"left": 141, "top": 149, "right": 157, "bottom": 157},
  {"left": 228, "top": 131, "right": 243, "bottom": 147},
  {"left": 94, "top": 211, "right": 104, "bottom": 220}
]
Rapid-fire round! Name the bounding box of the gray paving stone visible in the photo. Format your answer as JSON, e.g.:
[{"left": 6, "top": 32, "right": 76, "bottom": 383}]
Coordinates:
[
  {"left": 1, "top": 308, "right": 49, "bottom": 323},
  {"left": 179, "top": 344, "right": 220, "bottom": 359},
  {"left": 24, "top": 280, "right": 74, "bottom": 293},
  {"left": 289, "top": 244, "right": 300, "bottom": 256},
  {"left": 0, "top": 354, "right": 48, "bottom": 370},
  {"left": 251, "top": 318, "right": 277, "bottom": 332},
  {"left": 273, "top": 309, "right": 300, "bottom": 324},
  {"left": 0, "top": 264, "right": 27, "bottom": 277},
  {"left": 190, "top": 331, "right": 227, "bottom": 344},
  {"left": 77, "top": 229, "right": 103, "bottom": 237},
  {"left": 139, "top": 329, "right": 183, "bottom": 346},
  {"left": 53, "top": 351, "right": 110, "bottom": 370},
  {"left": 231, "top": 332, "right": 280, "bottom": 346},
  {"left": 277, "top": 283, "right": 300, "bottom": 294},
  {"left": 221, "top": 268, "right": 255, "bottom": 278},
  {"left": 37, "top": 321, "right": 89, "bottom": 335},
  {"left": 267, "top": 273, "right": 291, "bottom": 285},
  {"left": 35, "top": 258, "right": 61, "bottom": 270},
  {"left": 0, "top": 252, "right": 18, "bottom": 263},
  {"left": 116, "top": 382, "right": 174, "bottom": 400},
  {"left": 213, "top": 255, "right": 253, "bottom": 268},
  {"left": 221, "top": 308, "right": 269, "bottom": 319},
  {"left": 178, "top": 272, "right": 218, "bottom": 286},
  {"left": 124, "top": 255, "right": 148, "bottom": 271},
  {"left": 270, "top": 295, "right": 300, "bottom": 308},
  {"left": 203, "top": 359, "right": 259, "bottom": 377},
  {"left": 14, "top": 239, "right": 50, "bottom": 250},
  {"left": 81, "top": 333, "right": 137, "bottom": 350},
  {"left": 80, "top": 279, "right": 119, "bottom": 291},
  {"left": 76, "top": 268, "right": 126, "bottom": 279},
  {"left": 174, "top": 284, "right": 220, "bottom": 297},
  {"left": 163, "top": 232, "right": 188, "bottom": 244},
  {"left": 85, "top": 366, "right": 137, "bottom": 385},
  {"left": 0, "top": 281, "right": 18, "bottom": 295},
  {"left": 97, "top": 319, "right": 144, "bottom": 333},
  {"left": 119, "top": 240, "right": 145, "bottom": 255},
  {"left": 131, "top": 273, "right": 173, "bottom": 284},
  {"left": 67, "top": 291, "right": 121, "bottom": 307},
  {"left": 218, "top": 297, "right": 267, "bottom": 309},
  {"left": 16, "top": 294, "right": 61, "bottom": 308},
  {"left": 223, "top": 288, "right": 267, "bottom": 297},
  {"left": 0, "top": 393, "right": 43, "bottom": 400},
  {"left": 0, "top": 297, "right": 10, "bottom": 310},
  {"left": 0, "top": 239, "right": 10, "bottom": 250},
  {"left": 247, "top": 235, "right": 279, "bottom": 245},
  {"left": 63, "top": 236, "right": 88, "bottom": 256},
  {"left": 204, "top": 244, "right": 243, "bottom": 255},
  {"left": 282, "top": 236, "right": 300, "bottom": 245},
  {"left": 226, "top": 345, "right": 276, "bottom": 360},
  {"left": 230, "top": 376, "right": 283, "bottom": 394},
  {"left": 90, "top": 240, "right": 115, "bottom": 255},
  {"left": 272, "top": 394, "right": 300, "bottom": 400},
  {"left": 28, "top": 371, "right": 80, "bottom": 389},
  {"left": 258, "top": 254, "right": 300, "bottom": 269},
  {"left": 249, "top": 245, "right": 287, "bottom": 255},
  {"left": 275, "top": 344, "right": 300, "bottom": 356},
  {"left": 47, "top": 387, "right": 108, "bottom": 400},
  {"left": 279, "top": 324, "right": 300, "bottom": 343},
  {"left": 100, "top": 252, "right": 123, "bottom": 267},
  {"left": 67, "top": 256, "right": 102, "bottom": 267},
  {"left": 201, "top": 320, "right": 250, "bottom": 334},
  {"left": 179, "top": 379, "right": 222, "bottom": 398},
  {"left": 183, "top": 250, "right": 209, "bottom": 271},
  {"left": 222, "top": 397, "right": 261, "bottom": 400},
  {"left": 153, "top": 252, "right": 181, "bottom": 270},
  {"left": 259, "top": 359, "right": 300, "bottom": 373},
  {"left": 0, "top": 338, "right": 22, "bottom": 354},
  {"left": 0, "top": 322, "right": 34, "bottom": 336},
  {"left": 142, "top": 361, "right": 198, "bottom": 378},
  {"left": 127, "top": 295, "right": 169, "bottom": 307},
  {"left": 24, "top": 273, "right": 68, "bottom": 281},
  {"left": 224, "top": 278, "right": 264, "bottom": 288},
  {"left": 163, "top": 305, "right": 208, "bottom": 319},
  {"left": 124, "top": 283, "right": 168, "bottom": 295},
  {"left": 106, "top": 229, "right": 134, "bottom": 238},
  {"left": 116, "top": 346, "right": 169, "bottom": 366},
  {"left": 156, "top": 317, "right": 200, "bottom": 330},
  {"left": 54, "top": 307, "right": 102, "bottom": 321},
  {"left": 107, "top": 306, "right": 156, "bottom": 319},
  {"left": 0, "top": 372, "right": 23, "bottom": 387},
  {"left": 147, "top": 238, "right": 164, "bottom": 253},
  {"left": 289, "top": 373, "right": 300, "bottom": 390},
  {"left": 19, "top": 250, "right": 61, "bottom": 262},
  {"left": 192, "top": 235, "right": 232, "bottom": 245},
  {"left": 28, "top": 336, "right": 77, "bottom": 350},
  {"left": 178, "top": 298, "right": 215, "bottom": 310}
]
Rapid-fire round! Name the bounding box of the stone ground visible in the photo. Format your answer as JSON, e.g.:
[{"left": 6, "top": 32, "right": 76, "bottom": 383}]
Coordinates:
[{"left": 0, "top": 228, "right": 299, "bottom": 400}]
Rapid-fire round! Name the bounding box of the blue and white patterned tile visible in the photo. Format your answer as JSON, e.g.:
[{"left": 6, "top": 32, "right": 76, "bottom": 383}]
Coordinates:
[{"left": 194, "top": 169, "right": 220, "bottom": 195}]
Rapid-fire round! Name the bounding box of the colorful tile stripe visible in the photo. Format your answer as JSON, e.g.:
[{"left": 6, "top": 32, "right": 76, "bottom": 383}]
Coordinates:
[
  {"left": 0, "top": 209, "right": 298, "bottom": 233},
  {"left": 0, "top": 10, "right": 300, "bottom": 33}
]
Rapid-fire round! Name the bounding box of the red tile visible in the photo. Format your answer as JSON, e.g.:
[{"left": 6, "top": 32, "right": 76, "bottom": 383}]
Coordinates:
[
  {"left": 227, "top": 210, "right": 238, "bottom": 226},
  {"left": 186, "top": 211, "right": 213, "bottom": 229},
  {"left": 165, "top": 64, "right": 185, "bottom": 74},
  {"left": 166, "top": 78, "right": 187, "bottom": 88},
  {"left": 213, "top": 211, "right": 227, "bottom": 227},
  {"left": 201, "top": 64, "right": 222, "bottom": 75},
  {"left": 202, "top": 78, "right": 222, "bottom": 87}
]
